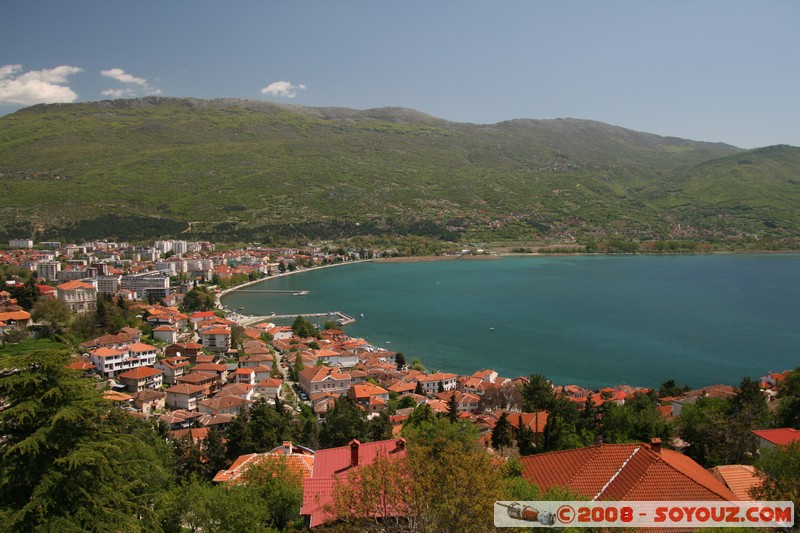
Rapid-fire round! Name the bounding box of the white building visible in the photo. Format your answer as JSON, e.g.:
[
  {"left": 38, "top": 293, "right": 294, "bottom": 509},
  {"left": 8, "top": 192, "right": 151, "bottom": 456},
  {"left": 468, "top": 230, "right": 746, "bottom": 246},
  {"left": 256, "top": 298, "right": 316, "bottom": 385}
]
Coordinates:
[
  {"left": 9, "top": 238, "right": 33, "bottom": 249},
  {"left": 88, "top": 342, "right": 159, "bottom": 379},
  {"left": 37, "top": 261, "right": 61, "bottom": 281}
]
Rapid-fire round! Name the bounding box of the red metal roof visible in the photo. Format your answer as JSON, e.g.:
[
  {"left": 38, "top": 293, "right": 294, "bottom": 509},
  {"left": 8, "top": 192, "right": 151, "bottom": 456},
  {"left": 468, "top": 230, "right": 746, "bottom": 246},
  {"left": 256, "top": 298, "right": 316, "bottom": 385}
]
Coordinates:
[{"left": 752, "top": 428, "right": 800, "bottom": 446}]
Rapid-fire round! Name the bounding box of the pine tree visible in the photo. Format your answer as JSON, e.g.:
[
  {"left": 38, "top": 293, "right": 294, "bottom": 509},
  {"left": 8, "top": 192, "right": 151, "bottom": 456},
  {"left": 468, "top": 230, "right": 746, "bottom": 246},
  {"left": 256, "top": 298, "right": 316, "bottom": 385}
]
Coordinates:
[
  {"left": 491, "top": 412, "right": 514, "bottom": 450},
  {"left": 447, "top": 391, "right": 460, "bottom": 423}
]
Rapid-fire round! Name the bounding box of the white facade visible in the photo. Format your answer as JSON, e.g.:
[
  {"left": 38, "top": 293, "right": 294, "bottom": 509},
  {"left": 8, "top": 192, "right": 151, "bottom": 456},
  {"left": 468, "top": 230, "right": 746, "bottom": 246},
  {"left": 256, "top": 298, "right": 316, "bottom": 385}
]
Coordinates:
[
  {"left": 37, "top": 261, "right": 61, "bottom": 281},
  {"left": 9, "top": 239, "right": 33, "bottom": 249},
  {"left": 89, "top": 344, "right": 159, "bottom": 378}
]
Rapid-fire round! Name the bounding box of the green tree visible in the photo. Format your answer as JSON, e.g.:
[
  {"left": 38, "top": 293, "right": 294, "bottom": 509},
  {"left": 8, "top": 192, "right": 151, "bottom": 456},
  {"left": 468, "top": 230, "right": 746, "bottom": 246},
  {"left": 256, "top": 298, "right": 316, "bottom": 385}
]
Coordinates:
[
  {"left": 521, "top": 373, "right": 557, "bottom": 412},
  {"left": 395, "top": 352, "right": 406, "bottom": 370},
  {"left": 30, "top": 297, "right": 72, "bottom": 338},
  {"left": 291, "top": 315, "right": 316, "bottom": 338},
  {"left": 776, "top": 367, "right": 800, "bottom": 429},
  {"left": 8, "top": 277, "right": 39, "bottom": 310},
  {"left": 240, "top": 455, "right": 305, "bottom": 530},
  {"left": 492, "top": 412, "right": 514, "bottom": 451},
  {"left": 414, "top": 380, "right": 424, "bottom": 395},
  {"left": 367, "top": 411, "right": 393, "bottom": 441},
  {"left": 446, "top": 391, "right": 459, "bottom": 423},
  {"left": 319, "top": 395, "right": 368, "bottom": 448},
  {"left": 751, "top": 442, "right": 800, "bottom": 525},
  {"left": 0, "top": 350, "right": 173, "bottom": 531},
  {"left": 224, "top": 409, "right": 254, "bottom": 462},
  {"left": 182, "top": 286, "right": 216, "bottom": 313},
  {"left": 658, "top": 379, "right": 691, "bottom": 398}
]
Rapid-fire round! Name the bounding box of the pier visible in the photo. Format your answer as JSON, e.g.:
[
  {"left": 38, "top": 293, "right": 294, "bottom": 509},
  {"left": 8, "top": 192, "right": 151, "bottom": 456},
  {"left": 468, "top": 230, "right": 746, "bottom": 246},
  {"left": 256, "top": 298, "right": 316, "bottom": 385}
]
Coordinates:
[
  {"left": 230, "top": 289, "right": 310, "bottom": 295},
  {"left": 239, "top": 311, "right": 355, "bottom": 327}
]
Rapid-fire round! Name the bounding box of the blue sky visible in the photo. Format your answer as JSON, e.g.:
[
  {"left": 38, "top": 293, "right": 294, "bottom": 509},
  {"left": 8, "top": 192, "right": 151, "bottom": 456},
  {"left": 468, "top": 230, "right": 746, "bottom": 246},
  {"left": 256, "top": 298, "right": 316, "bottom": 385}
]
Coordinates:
[{"left": 2, "top": 1, "right": 798, "bottom": 148}]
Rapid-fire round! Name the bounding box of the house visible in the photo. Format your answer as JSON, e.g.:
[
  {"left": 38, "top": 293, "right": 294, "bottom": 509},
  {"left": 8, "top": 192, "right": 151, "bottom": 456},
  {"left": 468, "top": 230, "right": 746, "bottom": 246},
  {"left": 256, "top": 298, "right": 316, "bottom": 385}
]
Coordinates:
[
  {"left": 200, "top": 326, "right": 232, "bottom": 353},
  {"left": 752, "top": 428, "right": 800, "bottom": 449},
  {"left": 520, "top": 440, "right": 739, "bottom": 502},
  {"left": 298, "top": 366, "right": 352, "bottom": 396},
  {"left": 233, "top": 367, "right": 256, "bottom": 385},
  {"left": 255, "top": 378, "right": 283, "bottom": 402},
  {"left": 133, "top": 389, "right": 166, "bottom": 415},
  {"left": 311, "top": 348, "right": 359, "bottom": 368},
  {"left": 0, "top": 310, "right": 31, "bottom": 328},
  {"left": 176, "top": 371, "right": 219, "bottom": 396},
  {"left": 435, "top": 390, "right": 480, "bottom": 413},
  {"left": 301, "top": 438, "right": 408, "bottom": 528},
  {"left": 197, "top": 395, "right": 252, "bottom": 416},
  {"left": 192, "top": 362, "right": 229, "bottom": 383},
  {"left": 214, "top": 441, "right": 315, "bottom": 484},
  {"left": 117, "top": 366, "right": 163, "bottom": 393},
  {"left": 88, "top": 343, "right": 158, "bottom": 379},
  {"left": 348, "top": 383, "right": 390, "bottom": 412},
  {"left": 152, "top": 325, "right": 178, "bottom": 344},
  {"left": 416, "top": 372, "right": 458, "bottom": 394},
  {"left": 165, "top": 383, "right": 207, "bottom": 410},
  {"left": 165, "top": 342, "right": 203, "bottom": 361},
  {"left": 56, "top": 280, "right": 97, "bottom": 314},
  {"left": 154, "top": 356, "right": 191, "bottom": 385},
  {"left": 160, "top": 409, "right": 203, "bottom": 430},
  {"left": 216, "top": 382, "right": 255, "bottom": 401}
]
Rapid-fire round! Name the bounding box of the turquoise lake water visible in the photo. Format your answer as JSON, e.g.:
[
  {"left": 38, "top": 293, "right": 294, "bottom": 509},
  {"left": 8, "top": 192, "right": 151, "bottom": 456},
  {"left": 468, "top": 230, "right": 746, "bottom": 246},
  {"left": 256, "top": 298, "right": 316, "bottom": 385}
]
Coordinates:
[{"left": 221, "top": 255, "right": 800, "bottom": 389}]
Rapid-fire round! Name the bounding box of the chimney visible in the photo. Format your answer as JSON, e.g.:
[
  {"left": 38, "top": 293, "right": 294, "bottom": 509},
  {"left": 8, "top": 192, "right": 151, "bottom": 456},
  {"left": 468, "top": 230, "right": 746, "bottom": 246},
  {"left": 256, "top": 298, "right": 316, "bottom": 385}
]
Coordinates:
[
  {"left": 650, "top": 438, "right": 662, "bottom": 453},
  {"left": 283, "top": 441, "right": 292, "bottom": 456},
  {"left": 350, "top": 439, "right": 361, "bottom": 467},
  {"left": 395, "top": 438, "right": 406, "bottom": 452}
]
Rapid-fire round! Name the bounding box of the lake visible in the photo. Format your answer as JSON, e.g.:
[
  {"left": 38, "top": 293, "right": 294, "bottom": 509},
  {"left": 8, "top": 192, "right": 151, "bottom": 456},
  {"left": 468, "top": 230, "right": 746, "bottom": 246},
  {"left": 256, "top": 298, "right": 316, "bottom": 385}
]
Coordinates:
[{"left": 221, "top": 254, "right": 800, "bottom": 389}]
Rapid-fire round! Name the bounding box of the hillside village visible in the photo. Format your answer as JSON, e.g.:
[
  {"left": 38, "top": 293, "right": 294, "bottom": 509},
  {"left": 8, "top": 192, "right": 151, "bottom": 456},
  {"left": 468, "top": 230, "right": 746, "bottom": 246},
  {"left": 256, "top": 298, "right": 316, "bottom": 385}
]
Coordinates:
[{"left": 1, "top": 237, "right": 799, "bottom": 530}]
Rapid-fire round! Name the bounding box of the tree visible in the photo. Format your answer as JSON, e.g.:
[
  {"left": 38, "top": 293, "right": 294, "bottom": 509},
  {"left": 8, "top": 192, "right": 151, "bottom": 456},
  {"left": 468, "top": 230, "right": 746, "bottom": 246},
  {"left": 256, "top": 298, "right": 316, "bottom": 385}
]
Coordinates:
[
  {"left": 319, "top": 395, "right": 368, "bottom": 448},
  {"left": 414, "top": 380, "right": 424, "bottom": 395},
  {"left": 516, "top": 417, "right": 537, "bottom": 456},
  {"left": 658, "top": 379, "right": 690, "bottom": 398},
  {"left": 368, "top": 411, "right": 394, "bottom": 441},
  {"left": 182, "top": 286, "right": 216, "bottom": 313},
  {"left": 0, "top": 350, "right": 173, "bottom": 530},
  {"left": 8, "top": 277, "right": 39, "bottom": 310},
  {"left": 776, "top": 367, "right": 800, "bottom": 429},
  {"left": 291, "top": 315, "right": 316, "bottom": 338},
  {"left": 751, "top": 442, "right": 800, "bottom": 525},
  {"left": 492, "top": 412, "right": 514, "bottom": 451},
  {"left": 395, "top": 352, "right": 406, "bottom": 370},
  {"left": 521, "top": 373, "right": 557, "bottom": 412},
  {"left": 240, "top": 456, "right": 305, "bottom": 530},
  {"left": 446, "top": 391, "right": 460, "bottom": 423},
  {"left": 30, "top": 297, "right": 71, "bottom": 338},
  {"left": 224, "top": 409, "right": 254, "bottom": 462}
]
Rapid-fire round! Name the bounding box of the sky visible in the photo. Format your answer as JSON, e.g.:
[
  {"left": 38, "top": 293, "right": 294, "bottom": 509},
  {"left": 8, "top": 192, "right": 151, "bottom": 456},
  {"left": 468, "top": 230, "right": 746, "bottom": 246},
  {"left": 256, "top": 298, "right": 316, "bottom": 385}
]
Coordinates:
[{"left": 1, "top": 1, "right": 798, "bottom": 149}]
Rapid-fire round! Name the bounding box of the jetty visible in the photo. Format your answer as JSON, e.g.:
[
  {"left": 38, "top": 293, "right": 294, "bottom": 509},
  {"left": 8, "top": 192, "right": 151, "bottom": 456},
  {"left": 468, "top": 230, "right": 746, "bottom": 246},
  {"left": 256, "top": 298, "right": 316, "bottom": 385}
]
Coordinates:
[
  {"left": 230, "top": 289, "right": 309, "bottom": 295},
  {"left": 239, "top": 311, "right": 356, "bottom": 327}
]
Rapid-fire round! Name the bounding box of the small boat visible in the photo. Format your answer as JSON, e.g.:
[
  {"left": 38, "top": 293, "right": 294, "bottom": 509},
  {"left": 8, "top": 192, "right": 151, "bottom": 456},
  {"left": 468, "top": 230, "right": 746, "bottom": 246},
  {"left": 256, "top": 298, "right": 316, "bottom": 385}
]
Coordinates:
[
  {"left": 360, "top": 313, "right": 365, "bottom": 318},
  {"left": 237, "top": 307, "right": 244, "bottom": 310},
  {"left": 490, "top": 327, "right": 495, "bottom": 331}
]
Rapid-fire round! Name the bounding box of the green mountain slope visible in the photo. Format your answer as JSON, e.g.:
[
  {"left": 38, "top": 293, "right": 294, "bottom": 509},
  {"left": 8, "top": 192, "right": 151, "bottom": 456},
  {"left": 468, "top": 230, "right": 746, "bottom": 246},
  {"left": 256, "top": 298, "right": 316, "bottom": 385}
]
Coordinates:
[{"left": 0, "top": 96, "right": 794, "bottom": 244}]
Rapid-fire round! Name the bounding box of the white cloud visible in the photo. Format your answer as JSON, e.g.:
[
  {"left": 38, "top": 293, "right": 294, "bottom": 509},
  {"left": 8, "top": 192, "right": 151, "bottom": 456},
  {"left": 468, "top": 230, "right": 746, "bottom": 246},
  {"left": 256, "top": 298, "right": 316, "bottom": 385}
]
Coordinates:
[
  {"left": 0, "top": 64, "right": 82, "bottom": 105},
  {"left": 261, "top": 81, "right": 306, "bottom": 98},
  {"left": 100, "top": 68, "right": 161, "bottom": 98}
]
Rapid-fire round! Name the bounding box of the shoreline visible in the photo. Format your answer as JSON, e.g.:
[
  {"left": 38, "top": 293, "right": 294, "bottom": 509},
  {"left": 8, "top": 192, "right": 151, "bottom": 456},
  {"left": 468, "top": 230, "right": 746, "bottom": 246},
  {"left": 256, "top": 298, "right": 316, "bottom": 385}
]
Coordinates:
[{"left": 218, "top": 259, "right": 374, "bottom": 304}]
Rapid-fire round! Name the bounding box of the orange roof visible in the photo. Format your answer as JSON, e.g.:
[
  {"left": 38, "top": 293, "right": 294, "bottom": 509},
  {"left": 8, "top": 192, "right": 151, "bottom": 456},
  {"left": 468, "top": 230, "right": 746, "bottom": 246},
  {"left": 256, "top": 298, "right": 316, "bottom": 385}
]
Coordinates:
[
  {"left": 65, "top": 359, "right": 95, "bottom": 371},
  {"left": 103, "top": 390, "right": 133, "bottom": 402},
  {"left": 0, "top": 310, "right": 31, "bottom": 321},
  {"left": 350, "top": 383, "right": 388, "bottom": 399},
  {"left": 520, "top": 443, "right": 739, "bottom": 502},
  {"left": 57, "top": 280, "right": 95, "bottom": 290},
  {"left": 91, "top": 347, "right": 126, "bottom": 358},
  {"left": 166, "top": 383, "right": 207, "bottom": 395},
  {"left": 201, "top": 327, "right": 231, "bottom": 335},
  {"left": 127, "top": 342, "right": 157, "bottom": 353},
  {"left": 710, "top": 465, "right": 762, "bottom": 501},
  {"left": 213, "top": 444, "right": 315, "bottom": 484},
  {"left": 118, "top": 366, "right": 162, "bottom": 380}
]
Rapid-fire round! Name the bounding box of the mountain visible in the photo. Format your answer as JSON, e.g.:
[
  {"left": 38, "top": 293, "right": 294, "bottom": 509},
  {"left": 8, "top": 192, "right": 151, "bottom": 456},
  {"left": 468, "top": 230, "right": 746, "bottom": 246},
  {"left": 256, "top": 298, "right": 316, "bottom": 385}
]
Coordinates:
[{"left": 0, "top": 96, "right": 796, "bottom": 244}]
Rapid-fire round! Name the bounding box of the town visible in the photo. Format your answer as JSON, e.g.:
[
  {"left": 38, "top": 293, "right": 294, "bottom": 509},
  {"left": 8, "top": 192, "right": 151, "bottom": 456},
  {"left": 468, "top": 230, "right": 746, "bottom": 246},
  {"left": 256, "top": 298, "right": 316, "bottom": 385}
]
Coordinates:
[{"left": 1, "top": 237, "right": 798, "bottom": 530}]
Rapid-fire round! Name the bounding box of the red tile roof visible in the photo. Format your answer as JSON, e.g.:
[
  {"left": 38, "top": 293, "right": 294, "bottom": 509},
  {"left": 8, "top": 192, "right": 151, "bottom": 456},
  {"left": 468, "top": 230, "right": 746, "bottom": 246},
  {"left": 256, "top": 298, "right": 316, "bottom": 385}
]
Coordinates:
[
  {"left": 520, "top": 443, "right": 739, "bottom": 502},
  {"left": 57, "top": 280, "right": 95, "bottom": 291},
  {"left": 118, "top": 366, "right": 162, "bottom": 379},
  {"left": 710, "top": 465, "right": 762, "bottom": 501}
]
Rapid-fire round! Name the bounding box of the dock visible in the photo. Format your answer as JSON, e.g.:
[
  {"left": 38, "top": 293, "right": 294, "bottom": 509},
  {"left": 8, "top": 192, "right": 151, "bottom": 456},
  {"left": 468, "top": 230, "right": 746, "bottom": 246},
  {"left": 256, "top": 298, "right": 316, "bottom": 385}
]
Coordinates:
[
  {"left": 239, "top": 311, "right": 355, "bottom": 327},
  {"left": 230, "top": 289, "right": 309, "bottom": 295}
]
